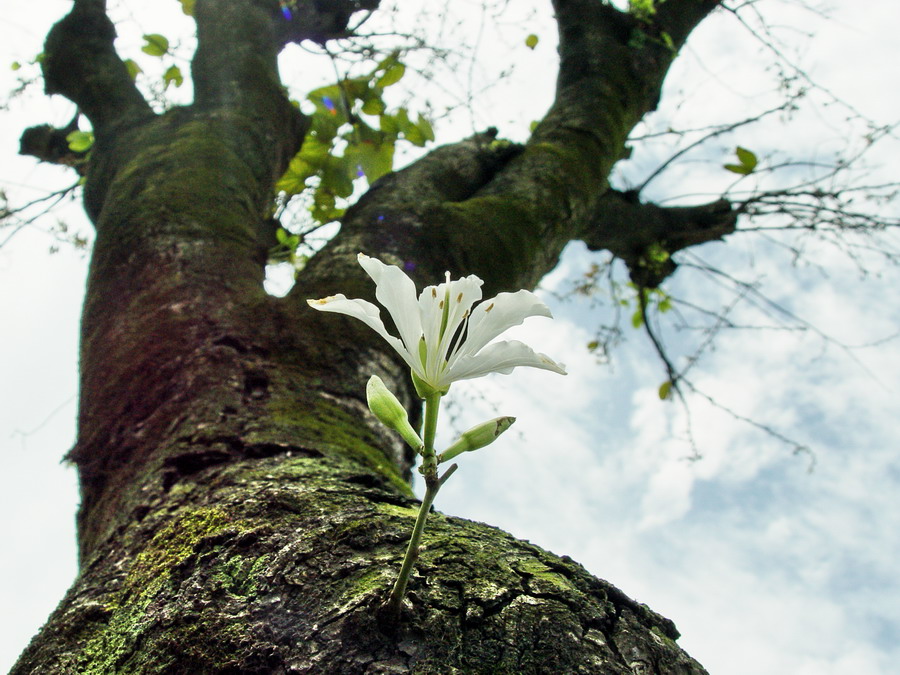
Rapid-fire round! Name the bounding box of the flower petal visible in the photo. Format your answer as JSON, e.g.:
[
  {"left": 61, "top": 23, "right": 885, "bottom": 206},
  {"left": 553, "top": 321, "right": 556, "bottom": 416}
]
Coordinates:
[
  {"left": 357, "top": 254, "right": 423, "bottom": 359},
  {"left": 442, "top": 339, "right": 567, "bottom": 385},
  {"left": 449, "top": 290, "right": 553, "bottom": 365},
  {"left": 306, "top": 294, "right": 420, "bottom": 373},
  {"left": 419, "top": 273, "right": 483, "bottom": 381}
]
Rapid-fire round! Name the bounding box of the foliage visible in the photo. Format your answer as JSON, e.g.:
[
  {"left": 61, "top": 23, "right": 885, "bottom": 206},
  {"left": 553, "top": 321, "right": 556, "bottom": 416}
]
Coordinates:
[{"left": 275, "top": 51, "right": 434, "bottom": 230}]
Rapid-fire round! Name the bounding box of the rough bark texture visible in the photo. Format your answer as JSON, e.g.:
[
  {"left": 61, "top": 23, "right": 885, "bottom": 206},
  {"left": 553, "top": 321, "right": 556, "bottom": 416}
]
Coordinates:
[{"left": 14, "top": 0, "right": 731, "bottom": 672}]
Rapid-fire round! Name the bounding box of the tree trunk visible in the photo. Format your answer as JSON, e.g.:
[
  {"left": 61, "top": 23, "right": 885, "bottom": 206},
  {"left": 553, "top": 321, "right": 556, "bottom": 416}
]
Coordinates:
[{"left": 14, "top": 0, "right": 731, "bottom": 672}]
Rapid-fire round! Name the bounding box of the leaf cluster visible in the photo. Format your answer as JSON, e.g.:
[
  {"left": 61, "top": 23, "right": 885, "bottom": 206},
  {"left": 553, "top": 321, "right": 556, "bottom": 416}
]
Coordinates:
[{"left": 275, "top": 51, "right": 434, "bottom": 227}]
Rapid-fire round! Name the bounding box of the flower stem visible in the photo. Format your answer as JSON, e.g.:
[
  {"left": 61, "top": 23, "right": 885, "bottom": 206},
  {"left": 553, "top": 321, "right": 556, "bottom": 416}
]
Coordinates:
[
  {"left": 421, "top": 392, "right": 441, "bottom": 456},
  {"left": 383, "top": 476, "right": 441, "bottom": 619},
  {"left": 383, "top": 393, "right": 445, "bottom": 621}
]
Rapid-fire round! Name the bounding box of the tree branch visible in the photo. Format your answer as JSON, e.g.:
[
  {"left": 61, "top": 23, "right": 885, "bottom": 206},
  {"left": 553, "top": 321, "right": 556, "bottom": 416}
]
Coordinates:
[
  {"left": 18, "top": 114, "right": 88, "bottom": 174},
  {"left": 192, "top": 0, "right": 283, "bottom": 110},
  {"left": 42, "top": 0, "right": 152, "bottom": 130},
  {"left": 292, "top": 129, "right": 524, "bottom": 301},
  {"left": 583, "top": 190, "right": 737, "bottom": 286},
  {"left": 274, "top": 0, "right": 381, "bottom": 46}
]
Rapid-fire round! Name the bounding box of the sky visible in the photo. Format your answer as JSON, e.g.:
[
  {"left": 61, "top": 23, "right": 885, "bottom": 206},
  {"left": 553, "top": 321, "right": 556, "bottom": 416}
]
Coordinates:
[{"left": 2, "top": 1, "right": 900, "bottom": 673}]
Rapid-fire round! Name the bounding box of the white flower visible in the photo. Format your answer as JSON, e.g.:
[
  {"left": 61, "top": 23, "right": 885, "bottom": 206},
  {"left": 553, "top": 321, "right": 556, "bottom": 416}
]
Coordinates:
[{"left": 307, "top": 253, "right": 566, "bottom": 397}]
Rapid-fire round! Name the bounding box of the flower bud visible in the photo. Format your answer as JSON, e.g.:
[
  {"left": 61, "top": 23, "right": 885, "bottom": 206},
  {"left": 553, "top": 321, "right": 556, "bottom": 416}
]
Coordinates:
[
  {"left": 439, "top": 416, "right": 516, "bottom": 462},
  {"left": 366, "top": 375, "right": 424, "bottom": 451}
]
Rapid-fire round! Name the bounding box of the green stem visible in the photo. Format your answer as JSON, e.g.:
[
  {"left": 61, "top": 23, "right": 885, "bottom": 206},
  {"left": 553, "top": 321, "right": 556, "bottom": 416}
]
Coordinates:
[
  {"left": 384, "top": 477, "right": 441, "bottom": 618},
  {"left": 383, "top": 393, "right": 444, "bottom": 620},
  {"left": 421, "top": 392, "right": 441, "bottom": 456}
]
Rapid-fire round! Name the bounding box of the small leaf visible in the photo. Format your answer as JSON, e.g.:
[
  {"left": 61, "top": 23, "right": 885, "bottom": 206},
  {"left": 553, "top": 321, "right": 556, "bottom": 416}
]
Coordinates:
[
  {"left": 275, "top": 154, "right": 317, "bottom": 195},
  {"left": 141, "top": 34, "right": 170, "bottom": 57},
  {"left": 163, "top": 65, "right": 183, "bottom": 88},
  {"left": 724, "top": 164, "right": 750, "bottom": 175},
  {"left": 11, "top": 61, "right": 21, "bottom": 71},
  {"left": 124, "top": 59, "right": 142, "bottom": 81},
  {"left": 631, "top": 309, "right": 644, "bottom": 329},
  {"left": 661, "top": 31, "right": 675, "bottom": 52},
  {"left": 361, "top": 96, "right": 385, "bottom": 116},
  {"left": 376, "top": 63, "right": 405, "bottom": 88},
  {"left": 658, "top": 381, "right": 673, "bottom": 400},
  {"left": 525, "top": 34, "right": 539, "bottom": 50},
  {"left": 178, "top": 0, "right": 195, "bottom": 15},
  {"left": 735, "top": 146, "right": 757, "bottom": 168},
  {"left": 66, "top": 130, "right": 94, "bottom": 153},
  {"left": 415, "top": 114, "right": 435, "bottom": 143},
  {"left": 724, "top": 146, "right": 757, "bottom": 175},
  {"left": 379, "top": 113, "right": 399, "bottom": 137},
  {"left": 375, "top": 51, "right": 401, "bottom": 74}
]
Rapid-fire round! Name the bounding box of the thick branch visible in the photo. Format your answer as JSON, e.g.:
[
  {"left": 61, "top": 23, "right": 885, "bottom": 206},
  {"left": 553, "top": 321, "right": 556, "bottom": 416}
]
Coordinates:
[
  {"left": 193, "top": 0, "right": 282, "bottom": 110},
  {"left": 18, "top": 116, "right": 88, "bottom": 174},
  {"left": 291, "top": 129, "right": 524, "bottom": 302},
  {"left": 42, "top": 0, "right": 152, "bottom": 130},
  {"left": 274, "top": 0, "right": 381, "bottom": 46},
  {"left": 397, "top": 0, "right": 723, "bottom": 295},
  {"left": 583, "top": 190, "right": 737, "bottom": 286}
]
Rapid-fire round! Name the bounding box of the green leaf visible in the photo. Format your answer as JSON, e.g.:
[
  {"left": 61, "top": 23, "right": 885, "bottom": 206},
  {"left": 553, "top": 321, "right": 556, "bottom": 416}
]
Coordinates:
[
  {"left": 736, "top": 146, "right": 757, "bottom": 167},
  {"left": 321, "top": 156, "right": 354, "bottom": 198},
  {"left": 310, "top": 189, "right": 344, "bottom": 224},
  {"left": 275, "top": 160, "right": 313, "bottom": 195},
  {"left": 141, "top": 34, "right": 170, "bottom": 57},
  {"left": 163, "top": 65, "right": 183, "bottom": 89},
  {"left": 658, "top": 381, "right": 673, "bottom": 401},
  {"left": 11, "top": 61, "right": 21, "bottom": 71},
  {"left": 275, "top": 137, "right": 332, "bottom": 195},
  {"left": 631, "top": 309, "right": 644, "bottom": 329},
  {"left": 178, "top": 0, "right": 195, "bottom": 15},
  {"left": 661, "top": 31, "right": 675, "bottom": 52},
  {"left": 628, "top": 0, "right": 657, "bottom": 20},
  {"left": 361, "top": 95, "right": 385, "bottom": 116},
  {"left": 66, "top": 130, "right": 94, "bottom": 153},
  {"left": 525, "top": 34, "right": 539, "bottom": 50},
  {"left": 376, "top": 63, "right": 406, "bottom": 89},
  {"left": 415, "top": 114, "right": 435, "bottom": 143},
  {"left": 724, "top": 146, "right": 757, "bottom": 175},
  {"left": 392, "top": 109, "right": 432, "bottom": 147},
  {"left": 379, "top": 113, "right": 400, "bottom": 136},
  {"left": 308, "top": 84, "right": 348, "bottom": 126},
  {"left": 375, "top": 51, "right": 402, "bottom": 75},
  {"left": 341, "top": 76, "right": 370, "bottom": 100},
  {"left": 346, "top": 141, "right": 394, "bottom": 183},
  {"left": 123, "top": 59, "right": 142, "bottom": 81},
  {"left": 645, "top": 242, "right": 669, "bottom": 264}
]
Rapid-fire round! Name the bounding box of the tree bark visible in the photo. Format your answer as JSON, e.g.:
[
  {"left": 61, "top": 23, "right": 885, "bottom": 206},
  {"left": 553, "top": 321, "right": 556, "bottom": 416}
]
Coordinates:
[{"left": 14, "top": 0, "right": 727, "bottom": 672}]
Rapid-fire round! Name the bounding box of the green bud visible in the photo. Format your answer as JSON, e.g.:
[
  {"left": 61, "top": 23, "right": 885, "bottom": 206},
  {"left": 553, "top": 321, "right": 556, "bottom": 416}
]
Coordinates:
[
  {"left": 439, "top": 416, "right": 516, "bottom": 462},
  {"left": 366, "top": 375, "right": 424, "bottom": 451}
]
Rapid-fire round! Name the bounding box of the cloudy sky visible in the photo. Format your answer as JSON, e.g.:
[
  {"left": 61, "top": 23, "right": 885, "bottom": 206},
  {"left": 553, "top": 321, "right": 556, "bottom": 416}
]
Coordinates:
[{"left": 2, "top": 1, "right": 899, "bottom": 673}]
